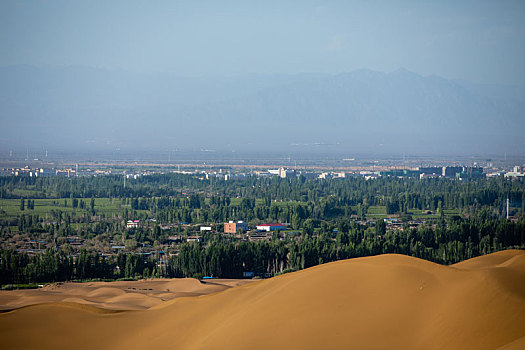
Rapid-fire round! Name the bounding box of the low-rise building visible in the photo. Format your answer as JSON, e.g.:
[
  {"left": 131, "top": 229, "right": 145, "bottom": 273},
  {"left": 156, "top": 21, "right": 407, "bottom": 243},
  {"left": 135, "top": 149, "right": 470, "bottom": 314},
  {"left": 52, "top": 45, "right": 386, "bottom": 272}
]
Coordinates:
[
  {"left": 418, "top": 166, "right": 442, "bottom": 175},
  {"left": 126, "top": 220, "right": 140, "bottom": 229},
  {"left": 224, "top": 220, "right": 248, "bottom": 233},
  {"left": 420, "top": 173, "right": 439, "bottom": 179},
  {"left": 505, "top": 171, "right": 525, "bottom": 178},
  {"left": 278, "top": 167, "right": 295, "bottom": 178},
  {"left": 442, "top": 166, "right": 463, "bottom": 178},
  {"left": 487, "top": 171, "right": 505, "bottom": 177},
  {"left": 256, "top": 223, "right": 287, "bottom": 231}
]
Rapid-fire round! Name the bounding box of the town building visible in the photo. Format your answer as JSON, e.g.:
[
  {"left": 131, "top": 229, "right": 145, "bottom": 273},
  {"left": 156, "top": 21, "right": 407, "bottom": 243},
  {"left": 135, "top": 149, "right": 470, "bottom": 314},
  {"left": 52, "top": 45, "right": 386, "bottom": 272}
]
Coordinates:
[
  {"left": 442, "top": 166, "right": 463, "bottom": 178},
  {"left": 256, "top": 223, "right": 287, "bottom": 231},
  {"left": 223, "top": 173, "right": 248, "bottom": 181},
  {"left": 224, "top": 220, "right": 249, "bottom": 233},
  {"left": 487, "top": 171, "right": 505, "bottom": 177},
  {"left": 420, "top": 173, "right": 439, "bottom": 179},
  {"left": 505, "top": 166, "right": 524, "bottom": 178},
  {"left": 459, "top": 167, "right": 484, "bottom": 179},
  {"left": 278, "top": 167, "right": 295, "bottom": 178},
  {"left": 379, "top": 169, "right": 420, "bottom": 178},
  {"left": 418, "top": 166, "right": 442, "bottom": 175},
  {"left": 126, "top": 220, "right": 140, "bottom": 229},
  {"left": 505, "top": 169, "right": 525, "bottom": 178}
]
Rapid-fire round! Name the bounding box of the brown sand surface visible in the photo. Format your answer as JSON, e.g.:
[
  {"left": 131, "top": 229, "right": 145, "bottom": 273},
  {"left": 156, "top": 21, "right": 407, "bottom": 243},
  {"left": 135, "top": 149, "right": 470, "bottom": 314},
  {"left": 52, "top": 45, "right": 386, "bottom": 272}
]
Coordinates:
[
  {"left": 1, "top": 250, "right": 525, "bottom": 349},
  {"left": 0, "top": 278, "right": 252, "bottom": 311}
]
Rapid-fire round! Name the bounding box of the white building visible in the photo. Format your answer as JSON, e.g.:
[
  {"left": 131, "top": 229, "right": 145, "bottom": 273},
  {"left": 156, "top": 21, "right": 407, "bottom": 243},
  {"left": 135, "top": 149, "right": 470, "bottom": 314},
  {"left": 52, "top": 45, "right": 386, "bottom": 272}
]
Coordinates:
[
  {"left": 126, "top": 220, "right": 140, "bottom": 229},
  {"left": 256, "top": 223, "right": 287, "bottom": 231},
  {"left": 278, "top": 168, "right": 295, "bottom": 178}
]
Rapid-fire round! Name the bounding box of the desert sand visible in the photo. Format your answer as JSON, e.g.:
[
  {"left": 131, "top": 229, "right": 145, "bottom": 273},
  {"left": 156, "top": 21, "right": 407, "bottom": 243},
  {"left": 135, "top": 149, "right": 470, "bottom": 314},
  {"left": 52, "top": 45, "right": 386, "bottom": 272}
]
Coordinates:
[
  {"left": 1, "top": 250, "right": 525, "bottom": 349},
  {"left": 0, "top": 278, "right": 251, "bottom": 311}
]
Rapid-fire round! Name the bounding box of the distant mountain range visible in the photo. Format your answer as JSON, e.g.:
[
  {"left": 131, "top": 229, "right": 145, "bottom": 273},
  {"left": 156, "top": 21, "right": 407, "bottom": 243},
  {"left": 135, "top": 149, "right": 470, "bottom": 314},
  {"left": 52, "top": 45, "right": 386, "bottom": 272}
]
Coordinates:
[{"left": 0, "top": 65, "right": 523, "bottom": 155}]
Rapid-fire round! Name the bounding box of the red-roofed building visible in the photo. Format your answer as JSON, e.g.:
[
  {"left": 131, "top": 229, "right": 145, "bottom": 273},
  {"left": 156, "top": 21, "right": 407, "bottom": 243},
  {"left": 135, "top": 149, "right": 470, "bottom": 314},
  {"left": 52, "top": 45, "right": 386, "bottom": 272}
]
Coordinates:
[{"left": 126, "top": 220, "right": 140, "bottom": 229}]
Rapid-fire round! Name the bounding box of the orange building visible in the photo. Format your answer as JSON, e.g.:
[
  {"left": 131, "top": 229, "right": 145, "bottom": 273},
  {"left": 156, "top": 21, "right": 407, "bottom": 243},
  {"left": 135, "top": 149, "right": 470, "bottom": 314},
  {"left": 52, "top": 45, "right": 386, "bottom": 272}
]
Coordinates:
[{"left": 224, "top": 220, "right": 248, "bottom": 233}]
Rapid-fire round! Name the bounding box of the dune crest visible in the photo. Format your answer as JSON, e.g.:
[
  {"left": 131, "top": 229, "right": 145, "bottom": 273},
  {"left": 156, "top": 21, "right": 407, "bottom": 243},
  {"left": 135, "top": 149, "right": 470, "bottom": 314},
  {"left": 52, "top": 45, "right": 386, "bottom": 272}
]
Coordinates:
[
  {"left": 0, "top": 278, "right": 249, "bottom": 311},
  {"left": 1, "top": 251, "right": 525, "bottom": 350},
  {"left": 86, "top": 287, "right": 127, "bottom": 298}
]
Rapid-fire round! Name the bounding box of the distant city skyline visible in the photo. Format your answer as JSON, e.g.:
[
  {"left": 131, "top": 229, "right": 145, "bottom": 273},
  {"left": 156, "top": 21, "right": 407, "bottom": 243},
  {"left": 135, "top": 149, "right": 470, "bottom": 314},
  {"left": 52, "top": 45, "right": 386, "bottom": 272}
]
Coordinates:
[{"left": 1, "top": 0, "right": 524, "bottom": 86}]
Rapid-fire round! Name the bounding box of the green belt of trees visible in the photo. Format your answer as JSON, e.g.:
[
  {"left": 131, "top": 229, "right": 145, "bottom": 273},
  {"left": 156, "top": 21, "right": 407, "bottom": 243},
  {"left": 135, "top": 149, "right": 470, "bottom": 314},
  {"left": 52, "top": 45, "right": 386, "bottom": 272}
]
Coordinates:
[{"left": 2, "top": 216, "right": 523, "bottom": 285}]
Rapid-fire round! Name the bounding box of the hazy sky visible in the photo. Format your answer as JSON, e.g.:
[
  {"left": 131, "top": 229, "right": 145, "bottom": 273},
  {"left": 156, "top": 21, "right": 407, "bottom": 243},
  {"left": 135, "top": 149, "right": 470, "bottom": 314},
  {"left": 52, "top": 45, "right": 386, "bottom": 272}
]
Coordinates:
[{"left": 1, "top": 0, "right": 524, "bottom": 85}]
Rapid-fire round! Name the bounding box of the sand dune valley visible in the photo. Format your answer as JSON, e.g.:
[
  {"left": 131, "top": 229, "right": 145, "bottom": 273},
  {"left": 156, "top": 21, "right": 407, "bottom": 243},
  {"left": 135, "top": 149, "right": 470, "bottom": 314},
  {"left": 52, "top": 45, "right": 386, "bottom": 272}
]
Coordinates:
[{"left": 1, "top": 250, "right": 525, "bottom": 350}]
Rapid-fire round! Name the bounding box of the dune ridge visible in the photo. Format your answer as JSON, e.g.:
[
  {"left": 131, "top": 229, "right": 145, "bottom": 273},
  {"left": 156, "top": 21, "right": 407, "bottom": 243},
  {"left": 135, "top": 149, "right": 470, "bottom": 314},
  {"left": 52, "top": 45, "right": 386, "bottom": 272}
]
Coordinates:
[
  {"left": 1, "top": 250, "right": 525, "bottom": 350},
  {"left": 0, "top": 278, "right": 248, "bottom": 311}
]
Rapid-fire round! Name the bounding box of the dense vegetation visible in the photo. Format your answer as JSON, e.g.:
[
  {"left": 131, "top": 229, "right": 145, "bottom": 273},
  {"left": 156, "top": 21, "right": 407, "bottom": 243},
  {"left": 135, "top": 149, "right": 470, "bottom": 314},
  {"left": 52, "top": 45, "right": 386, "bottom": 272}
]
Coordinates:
[{"left": 1, "top": 173, "right": 524, "bottom": 285}]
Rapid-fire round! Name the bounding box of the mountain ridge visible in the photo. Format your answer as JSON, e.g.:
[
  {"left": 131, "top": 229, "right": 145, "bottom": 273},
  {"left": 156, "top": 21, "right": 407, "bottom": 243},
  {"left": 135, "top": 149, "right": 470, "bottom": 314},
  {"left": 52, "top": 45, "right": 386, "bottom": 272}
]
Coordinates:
[{"left": 0, "top": 65, "right": 523, "bottom": 154}]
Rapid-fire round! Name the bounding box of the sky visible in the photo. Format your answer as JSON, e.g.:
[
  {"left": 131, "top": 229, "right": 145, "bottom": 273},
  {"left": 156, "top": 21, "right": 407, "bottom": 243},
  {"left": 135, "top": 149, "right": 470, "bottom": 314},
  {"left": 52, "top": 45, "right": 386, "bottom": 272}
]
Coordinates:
[{"left": 1, "top": 0, "right": 524, "bottom": 86}]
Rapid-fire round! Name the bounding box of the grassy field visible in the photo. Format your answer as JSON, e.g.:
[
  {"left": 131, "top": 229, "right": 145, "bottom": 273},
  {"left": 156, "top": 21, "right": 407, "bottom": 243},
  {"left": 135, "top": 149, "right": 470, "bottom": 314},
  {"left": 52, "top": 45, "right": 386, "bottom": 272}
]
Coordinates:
[
  {"left": 366, "top": 206, "right": 387, "bottom": 218},
  {"left": 0, "top": 197, "right": 462, "bottom": 222},
  {"left": 0, "top": 198, "right": 127, "bottom": 220},
  {"left": 367, "top": 206, "right": 386, "bottom": 214},
  {"left": 443, "top": 209, "right": 460, "bottom": 215},
  {"left": 363, "top": 205, "right": 460, "bottom": 220},
  {"left": 225, "top": 198, "right": 305, "bottom": 207},
  {"left": 10, "top": 188, "right": 48, "bottom": 198}
]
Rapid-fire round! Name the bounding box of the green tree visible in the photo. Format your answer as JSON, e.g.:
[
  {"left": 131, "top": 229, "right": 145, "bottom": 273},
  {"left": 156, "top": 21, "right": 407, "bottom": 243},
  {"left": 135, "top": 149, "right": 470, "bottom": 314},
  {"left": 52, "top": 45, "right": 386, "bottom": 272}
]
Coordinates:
[{"left": 375, "top": 219, "right": 386, "bottom": 235}]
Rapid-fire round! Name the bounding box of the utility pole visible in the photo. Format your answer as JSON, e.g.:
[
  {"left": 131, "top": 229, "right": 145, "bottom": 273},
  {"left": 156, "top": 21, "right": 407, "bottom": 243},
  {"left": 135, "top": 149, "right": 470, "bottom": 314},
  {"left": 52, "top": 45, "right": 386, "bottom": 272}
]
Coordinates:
[{"left": 507, "top": 198, "right": 510, "bottom": 219}]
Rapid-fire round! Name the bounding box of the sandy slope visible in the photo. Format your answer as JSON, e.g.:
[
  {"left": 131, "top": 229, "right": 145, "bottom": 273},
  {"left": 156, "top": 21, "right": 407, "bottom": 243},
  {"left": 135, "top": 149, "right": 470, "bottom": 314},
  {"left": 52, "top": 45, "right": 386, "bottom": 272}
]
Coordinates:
[
  {"left": 0, "top": 278, "right": 249, "bottom": 311},
  {"left": 1, "top": 250, "right": 525, "bottom": 350}
]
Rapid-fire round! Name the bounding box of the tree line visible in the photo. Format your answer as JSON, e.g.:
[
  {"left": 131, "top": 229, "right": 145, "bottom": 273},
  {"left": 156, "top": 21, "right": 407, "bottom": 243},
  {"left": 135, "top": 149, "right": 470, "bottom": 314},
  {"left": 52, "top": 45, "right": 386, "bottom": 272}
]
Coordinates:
[
  {"left": 2, "top": 212, "right": 524, "bottom": 285},
  {"left": 2, "top": 174, "right": 524, "bottom": 213}
]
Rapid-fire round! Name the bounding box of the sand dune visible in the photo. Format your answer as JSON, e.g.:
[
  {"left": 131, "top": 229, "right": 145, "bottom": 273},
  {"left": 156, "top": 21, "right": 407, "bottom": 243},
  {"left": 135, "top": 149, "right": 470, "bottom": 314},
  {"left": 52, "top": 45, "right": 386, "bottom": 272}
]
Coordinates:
[
  {"left": 0, "top": 278, "right": 250, "bottom": 311},
  {"left": 1, "top": 250, "right": 525, "bottom": 349},
  {"left": 86, "top": 287, "right": 127, "bottom": 298},
  {"left": 453, "top": 249, "right": 525, "bottom": 270},
  {"left": 103, "top": 292, "right": 161, "bottom": 310}
]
